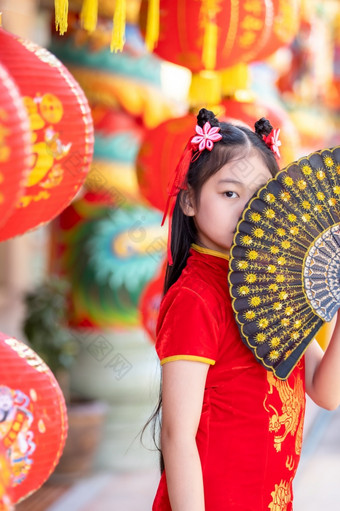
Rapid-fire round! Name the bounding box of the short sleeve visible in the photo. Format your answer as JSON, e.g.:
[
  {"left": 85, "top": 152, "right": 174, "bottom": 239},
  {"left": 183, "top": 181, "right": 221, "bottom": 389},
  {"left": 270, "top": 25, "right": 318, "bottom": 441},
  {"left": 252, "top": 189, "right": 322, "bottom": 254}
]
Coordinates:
[{"left": 155, "top": 287, "right": 220, "bottom": 366}]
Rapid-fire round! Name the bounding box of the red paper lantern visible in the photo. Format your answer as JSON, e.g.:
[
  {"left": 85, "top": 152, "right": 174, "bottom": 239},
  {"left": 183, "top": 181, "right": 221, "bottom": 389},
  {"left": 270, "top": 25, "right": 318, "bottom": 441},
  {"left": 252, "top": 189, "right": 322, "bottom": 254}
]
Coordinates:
[
  {"left": 0, "top": 28, "right": 94, "bottom": 241},
  {"left": 0, "top": 333, "right": 68, "bottom": 503},
  {"left": 139, "top": 261, "right": 166, "bottom": 344},
  {"left": 0, "top": 63, "right": 31, "bottom": 228},
  {"left": 140, "top": 0, "right": 299, "bottom": 72}
]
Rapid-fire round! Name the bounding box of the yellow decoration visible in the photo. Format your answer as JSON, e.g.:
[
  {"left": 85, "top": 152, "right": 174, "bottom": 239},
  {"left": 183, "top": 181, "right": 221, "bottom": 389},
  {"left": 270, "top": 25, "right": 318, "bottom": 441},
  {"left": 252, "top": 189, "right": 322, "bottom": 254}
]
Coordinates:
[
  {"left": 265, "top": 193, "right": 276, "bottom": 203},
  {"left": 247, "top": 250, "right": 258, "bottom": 260},
  {"left": 297, "top": 179, "right": 307, "bottom": 190},
  {"left": 250, "top": 296, "right": 261, "bottom": 307},
  {"left": 258, "top": 318, "right": 269, "bottom": 329},
  {"left": 255, "top": 332, "right": 266, "bottom": 344},
  {"left": 290, "top": 226, "right": 299, "bottom": 235},
  {"left": 301, "top": 164, "right": 312, "bottom": 175},
  {"left": 237, "top": 260, "right": 248, "bottom": 270},
  {"left": 284, "top": 176, "right": 293, "bottom": 186},
  {"left": 324, "top": 156, "right": 334, "bottom": 167},
  {"left": 111, "top": 0, "right": 126, "bottom": 52},
  {"left": 242, "top": 235, "right": 253, "bottom": 246},
  {"left": 280, "top": 191, "right": 290, "bottom": 202},
  {"left": 265, "top": 208, "right": 275, "bottom": 219},
  {"left": 253, "top": 228, "right": 264, "bottom": 238},
  {"left": 202, "top": 0, "right": 218, "bottom": 70},
  {"left": 221, "top": 63, "right": 251, "bottom": 97},
  {"left": 189, "top": 70, "right": 222, "bottom": 108},
  {"left": 245, "top": 310, "right": 255, "bottom": 320},
  {"left": 245, "top": 273, "right": 257, "bottom": 283},
  {"left": 239, "top": 286, "right": 250, "bottom": 296},
  {"left": 81, "top": 0, "right": 98, "bottom": 32},
  {"left": 316, "top": 170, "right": 326, "bottom": 180},
  {"left": 55, "top": 0, "right": 68, "bottom": 35},
  {"left": 250, "top": 212, "right": 261, "bottom": 222},
  {"left": 270, "top": 337, "right": 280, "bottom": 347},
  {"left": 145, "top": 0, "right": 160, "bottom": 52}
]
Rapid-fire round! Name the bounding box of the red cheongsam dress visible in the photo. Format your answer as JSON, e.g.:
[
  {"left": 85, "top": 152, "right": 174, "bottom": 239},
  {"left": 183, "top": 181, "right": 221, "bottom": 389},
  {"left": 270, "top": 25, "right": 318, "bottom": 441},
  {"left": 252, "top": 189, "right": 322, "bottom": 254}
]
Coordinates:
[{"left": 153, "top": 244, "right": 305, "bottom": 511}]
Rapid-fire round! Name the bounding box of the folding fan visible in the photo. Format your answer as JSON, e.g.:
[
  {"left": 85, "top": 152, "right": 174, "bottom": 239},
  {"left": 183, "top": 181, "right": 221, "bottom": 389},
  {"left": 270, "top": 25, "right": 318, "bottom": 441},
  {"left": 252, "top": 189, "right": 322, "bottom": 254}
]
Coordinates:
[{"left": 229, "top": 146, "right": 340, "bottom": 380}]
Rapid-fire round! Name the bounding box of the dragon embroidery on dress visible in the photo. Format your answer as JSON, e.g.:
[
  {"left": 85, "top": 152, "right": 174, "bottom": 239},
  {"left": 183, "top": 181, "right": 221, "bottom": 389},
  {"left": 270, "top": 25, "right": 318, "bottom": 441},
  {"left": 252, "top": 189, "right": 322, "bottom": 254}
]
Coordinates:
[
  {"left": 264, "top": 364, "right": 305, "bottom": 457},
  {"left": 268, "top": 479, "right": 292, "bottom": 511}
]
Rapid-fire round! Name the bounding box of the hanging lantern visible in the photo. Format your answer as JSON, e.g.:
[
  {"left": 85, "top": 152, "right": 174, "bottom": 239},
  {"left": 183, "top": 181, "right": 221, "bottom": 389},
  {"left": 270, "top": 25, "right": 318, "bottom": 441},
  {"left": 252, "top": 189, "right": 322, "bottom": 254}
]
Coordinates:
[
  {"left": 0, "top": 333, "right": 67, "bottom": 503},
  {"left": 139, "top": 260, "right": 166, "bottom": 344},
  {"left": 139, "top": 0, "right": 300, "bottom": 73},
  {"left": 0, "top": 63, "right": 31, "bottom": 229},
  {"left": 0, "top": 28, "right": 94, "bottom": 242}
]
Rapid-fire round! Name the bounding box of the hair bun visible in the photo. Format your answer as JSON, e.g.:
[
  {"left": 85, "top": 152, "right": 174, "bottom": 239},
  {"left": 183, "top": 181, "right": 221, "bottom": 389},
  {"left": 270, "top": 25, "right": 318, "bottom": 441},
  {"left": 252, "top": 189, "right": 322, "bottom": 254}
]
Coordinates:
[
  {"left": 197, "top": 108, "right": 219, "bottom": 128},
  {"left": 254, "top": 117, "right": 273, "bottom": 138}
]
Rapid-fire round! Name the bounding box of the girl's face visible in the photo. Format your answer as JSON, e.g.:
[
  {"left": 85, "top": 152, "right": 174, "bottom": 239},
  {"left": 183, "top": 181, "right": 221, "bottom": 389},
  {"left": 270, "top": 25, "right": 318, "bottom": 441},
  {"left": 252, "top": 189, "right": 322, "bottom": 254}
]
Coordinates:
[{"left": 185, "top": 152, "right": 272, "bottom": 254}]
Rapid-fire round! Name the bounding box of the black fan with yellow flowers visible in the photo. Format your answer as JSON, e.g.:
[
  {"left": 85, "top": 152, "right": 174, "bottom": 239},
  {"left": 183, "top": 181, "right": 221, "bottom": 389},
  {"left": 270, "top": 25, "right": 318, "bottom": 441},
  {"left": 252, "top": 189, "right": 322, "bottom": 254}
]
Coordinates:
[{"left": 228, "top": 146, "right": 340, "bottom": 380}]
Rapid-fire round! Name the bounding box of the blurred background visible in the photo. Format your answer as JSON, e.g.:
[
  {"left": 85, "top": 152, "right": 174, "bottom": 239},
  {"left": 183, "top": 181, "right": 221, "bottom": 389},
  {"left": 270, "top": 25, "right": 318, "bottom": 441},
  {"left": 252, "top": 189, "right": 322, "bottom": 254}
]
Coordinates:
[{"left": 0, "top": 0, "right": 339, "bottom": 509}]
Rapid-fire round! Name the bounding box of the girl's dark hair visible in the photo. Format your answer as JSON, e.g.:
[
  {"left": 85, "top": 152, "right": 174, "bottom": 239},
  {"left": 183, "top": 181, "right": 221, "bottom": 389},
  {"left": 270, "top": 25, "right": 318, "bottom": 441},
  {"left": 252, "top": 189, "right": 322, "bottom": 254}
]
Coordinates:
[{"left": 141, "top": 108, "right": 280, "bottom": 474}]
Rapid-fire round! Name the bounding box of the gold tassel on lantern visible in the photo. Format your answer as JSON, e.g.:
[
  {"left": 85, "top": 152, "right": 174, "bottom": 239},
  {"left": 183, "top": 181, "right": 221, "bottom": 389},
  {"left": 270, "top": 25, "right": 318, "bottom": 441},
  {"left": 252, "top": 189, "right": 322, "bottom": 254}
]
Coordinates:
[
  {"left": 145, "top": 0, "right": 160, "bottom": 52},
  {"left": 54, "top": 0, "right": 69, "bottom": 35},
  {"left": 201, "top": 0, "right": 219, "bottom": 70},
  {"left": 80, "top": 0, "right": 98, "bottom": 32},
  {"left": 111, "top": 0, "right": 126, "bottom": 52},
  {"left": 189, "top": 70, "right": 222, "bottom": 111}
]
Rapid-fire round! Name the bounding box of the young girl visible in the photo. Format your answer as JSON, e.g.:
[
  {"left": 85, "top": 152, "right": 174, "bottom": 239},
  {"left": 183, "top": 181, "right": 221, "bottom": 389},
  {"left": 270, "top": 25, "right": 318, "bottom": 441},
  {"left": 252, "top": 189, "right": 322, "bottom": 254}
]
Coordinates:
[{"left": 152, "top": 108, "right": 340, "bottom": 511}]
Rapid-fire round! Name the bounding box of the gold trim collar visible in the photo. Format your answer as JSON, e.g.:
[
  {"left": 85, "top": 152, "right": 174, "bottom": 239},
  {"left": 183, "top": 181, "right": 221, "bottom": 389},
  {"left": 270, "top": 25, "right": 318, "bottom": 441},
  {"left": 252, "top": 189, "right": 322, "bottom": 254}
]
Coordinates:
[{"left": 191, "top": 243, "right": 230, "bottom": 261}]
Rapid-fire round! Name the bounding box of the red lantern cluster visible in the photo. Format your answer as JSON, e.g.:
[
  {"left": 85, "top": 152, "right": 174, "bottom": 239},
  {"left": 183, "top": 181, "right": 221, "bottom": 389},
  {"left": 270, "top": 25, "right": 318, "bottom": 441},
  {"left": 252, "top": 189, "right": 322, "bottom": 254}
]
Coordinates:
[
  {"left": 0, "top": 332, "right": 67, "bottom": 503},
  {"left": 0, "top": 27, "right": 94, "bottom": 241},
  {"left": 140, "top": 0, "right": 299, "bottom": 72}
]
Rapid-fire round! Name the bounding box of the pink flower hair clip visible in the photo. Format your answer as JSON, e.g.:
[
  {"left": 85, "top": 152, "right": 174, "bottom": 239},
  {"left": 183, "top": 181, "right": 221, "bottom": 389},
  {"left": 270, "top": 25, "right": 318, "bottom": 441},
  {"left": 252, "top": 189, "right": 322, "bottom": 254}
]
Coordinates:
[
  {"left": 191, "top": 121, "right": 222, "bottom": 152},
  {"left": 263, "top": 128, "right": 281, "bottom": 159}
]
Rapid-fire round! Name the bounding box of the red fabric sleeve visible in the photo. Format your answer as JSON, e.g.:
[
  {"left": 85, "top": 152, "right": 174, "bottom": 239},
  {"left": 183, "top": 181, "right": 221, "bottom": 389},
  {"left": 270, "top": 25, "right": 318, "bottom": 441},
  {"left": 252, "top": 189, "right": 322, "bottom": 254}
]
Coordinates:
[{"left": 155, "top": 287, "right": 220, "bottom": 366}]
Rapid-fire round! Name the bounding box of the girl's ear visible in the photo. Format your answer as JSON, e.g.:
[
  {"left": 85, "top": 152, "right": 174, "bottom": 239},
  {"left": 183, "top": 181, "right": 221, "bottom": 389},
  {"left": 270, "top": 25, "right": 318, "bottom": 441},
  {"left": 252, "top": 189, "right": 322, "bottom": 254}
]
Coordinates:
[{"left": 180, "top": 188, "right": 195, "bottom": 217}]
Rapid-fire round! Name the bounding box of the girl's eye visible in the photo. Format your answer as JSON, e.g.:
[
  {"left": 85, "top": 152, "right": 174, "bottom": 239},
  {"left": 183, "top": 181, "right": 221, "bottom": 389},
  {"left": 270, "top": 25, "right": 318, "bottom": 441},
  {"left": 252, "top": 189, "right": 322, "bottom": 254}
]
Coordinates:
[{"left": 224, "top": 191, "right": 239, "bottom": 198}]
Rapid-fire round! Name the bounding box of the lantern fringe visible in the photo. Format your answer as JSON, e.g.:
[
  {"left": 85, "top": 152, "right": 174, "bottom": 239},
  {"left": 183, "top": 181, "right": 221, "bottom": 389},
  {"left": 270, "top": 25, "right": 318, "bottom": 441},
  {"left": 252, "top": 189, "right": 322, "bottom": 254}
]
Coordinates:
[
  {"left": 145, "top": 0, "right": 160, "bottom": 52},
  {"left": 202, "top": 0, "right": 218, "bottom": 70},
  {"left": 111, "top": 0, "right": 126, "bottom": 52},
  {"left": 80, "top": 0, "right": 98, "bottom": 32},
  {"left": 55, "top": 0, "right": 68, "bottom": 35},
  {"left": 202, "top": 19, "right": 217, "bottom": 70},
  {"left": 189, "top": 70, "right": 222, "bottom": 109}
]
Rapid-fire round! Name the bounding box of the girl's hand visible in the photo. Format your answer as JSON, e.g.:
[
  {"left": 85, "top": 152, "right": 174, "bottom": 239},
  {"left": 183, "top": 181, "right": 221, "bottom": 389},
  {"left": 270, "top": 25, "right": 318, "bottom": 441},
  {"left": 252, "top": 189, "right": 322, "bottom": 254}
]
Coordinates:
[{"left": 305, "top": 313, "right": 340, "bottom": 410}]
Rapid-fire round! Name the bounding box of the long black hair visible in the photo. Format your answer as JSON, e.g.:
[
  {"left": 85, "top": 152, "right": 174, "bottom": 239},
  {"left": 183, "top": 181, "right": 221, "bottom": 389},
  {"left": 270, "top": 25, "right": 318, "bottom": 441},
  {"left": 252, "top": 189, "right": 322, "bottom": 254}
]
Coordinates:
[{"left": 141, "top": 108, "right": 280, "bottom": 473}]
